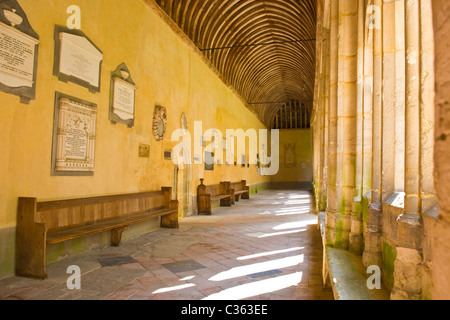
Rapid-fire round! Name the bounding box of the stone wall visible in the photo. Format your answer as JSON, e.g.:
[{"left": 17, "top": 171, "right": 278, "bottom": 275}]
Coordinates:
[
  {"left": 312, "top": 0, "right": 440, "bottom": 300},
  {"left": 432, "top": 0, "right": 450, "bottom": 301}
]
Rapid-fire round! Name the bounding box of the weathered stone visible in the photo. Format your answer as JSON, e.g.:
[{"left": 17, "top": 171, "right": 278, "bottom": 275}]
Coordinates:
[{"left": 391, "top": 247, "right": 423, "bottom": 299}]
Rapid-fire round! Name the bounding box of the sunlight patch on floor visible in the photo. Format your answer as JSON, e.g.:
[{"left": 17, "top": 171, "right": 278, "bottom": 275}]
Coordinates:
[
  {"left": 209, "top": 254, "right": 304, "bottom": 281},
  {"left": 203, "top": 272, "right": 303, "bottom": 300}
]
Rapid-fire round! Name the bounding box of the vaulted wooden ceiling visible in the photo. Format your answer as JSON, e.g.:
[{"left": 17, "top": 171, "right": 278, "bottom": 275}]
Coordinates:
[{"left": 153, "top": 0, "right": 317, "bottom": 128}]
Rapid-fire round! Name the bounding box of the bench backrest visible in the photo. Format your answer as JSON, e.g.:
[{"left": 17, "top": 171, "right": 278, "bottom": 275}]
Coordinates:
[
  {"left": 204, "top": 184, "right": 226, "bottom": 197},
  {"left": 35, "top": 188, "right": 171, "bottom": 232},
  {"left": 230, "top": 180, "right": 247, "bottom": 191}
]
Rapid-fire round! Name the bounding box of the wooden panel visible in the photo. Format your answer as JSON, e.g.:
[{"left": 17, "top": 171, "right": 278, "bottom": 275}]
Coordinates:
[
  {"left": 36, "top": 191, "right": 167, "bottom": 232},
  {"left": 16, "top": 198, "right": 48, "bottom": 279},
  {"left": 46, "top": 208, "right": 177, "bottom": 245}
]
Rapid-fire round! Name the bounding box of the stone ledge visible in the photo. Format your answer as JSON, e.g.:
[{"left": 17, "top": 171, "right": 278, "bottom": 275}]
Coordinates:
[{"left": 324, "top": 246, "right": 390, "bottom": 300}]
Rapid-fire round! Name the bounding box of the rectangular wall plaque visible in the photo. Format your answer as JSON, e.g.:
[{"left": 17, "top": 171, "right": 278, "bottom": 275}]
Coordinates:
[
  {"left": 164, "top": 149, "right": 172, "bottom": 160},
  {"left": 54, "top": 26, "right": 103, "bottom": 93},
  {"left": 0, "top": 0, "right": 39, "bottom": 103},
  {"left": 139, "top": 144, "right": 150, "bottom": 158},
  {"left": 51, "top": 92, "right": 97, "bottom": 176}
]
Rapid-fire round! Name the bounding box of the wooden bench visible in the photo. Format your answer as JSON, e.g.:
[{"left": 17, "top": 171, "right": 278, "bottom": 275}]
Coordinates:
[
  {"left": 197, "top": 179, "right": 232, "bottom": 215},
  {"left": 228, "top": 180, "right": 250, "bottom": 204},
  {"left": 16, "top": 187, "right": 179, "bottom": 279}
]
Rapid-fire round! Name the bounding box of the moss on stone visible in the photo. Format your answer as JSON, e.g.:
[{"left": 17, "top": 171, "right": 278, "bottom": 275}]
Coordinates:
[
  {"left": 334, "top": 219, "right": 345, "bottom": 248},
  {"left": 362, "top": 196, "right": 370, "bottom": 223},
  {"left": 382, "top": 241, "right": 397, "bottom": 291}
]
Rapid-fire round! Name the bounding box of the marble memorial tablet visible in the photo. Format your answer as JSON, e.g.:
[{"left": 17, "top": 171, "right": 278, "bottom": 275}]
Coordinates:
[
  {"left": 0, "top": 0, "right": 39, "bottom": 103},
  {"left": 0, "top": 22, "right": 38, "bottom": 88},
  {"left": 52, "top": 92, "right": 97, "bottom": 176},
  {"left": 109, "top": 63, "right": 136, "bottom": 127},
  {"left": 54, "top": 26, "right": 103, "bottom": 93}
]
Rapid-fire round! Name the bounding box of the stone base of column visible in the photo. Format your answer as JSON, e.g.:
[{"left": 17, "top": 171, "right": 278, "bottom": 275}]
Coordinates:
[
  {"left": 325, "top": 210, "right": 352, "bottom": 249},
  {"left": 390, "top": 247, "right": 423, "bottom": 300},
  {"left": 397, "top": 213, "right": 423, "bottom": 250},
  {"left": 362, "top": 202, "right": 382, "bottom": 267},
  {"left": 389, "top": 213, "right": 424, "bottom": 300},
  {"left": 350, "top": 197, "right": 364, "bottom": 255}
]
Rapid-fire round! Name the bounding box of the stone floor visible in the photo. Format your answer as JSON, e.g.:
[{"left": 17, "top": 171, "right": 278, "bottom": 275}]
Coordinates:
[{"left": 0, "top": 190, "right": 333, "bottom": 301}]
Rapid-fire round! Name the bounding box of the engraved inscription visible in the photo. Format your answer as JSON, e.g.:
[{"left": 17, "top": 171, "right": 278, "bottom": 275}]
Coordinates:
[
  {"left": 0, "top": 22, "right": 38, "bottom": 88},
  {"left": 58, "top": 32, "right": 103, "bottom": 88},
  {"left": 65, "top": 118, "right": 88, "bottom": 160},
  {"left": 112, "top": 77, "right": 135, "bottom": 120},
  {"left": 54, "top": 97, "right": 97, "bottom": 173}
]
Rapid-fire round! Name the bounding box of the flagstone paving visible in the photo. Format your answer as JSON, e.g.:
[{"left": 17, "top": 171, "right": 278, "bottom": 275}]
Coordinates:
[{"left": 0, "top": 190, "right": 333, "bottom": 301}]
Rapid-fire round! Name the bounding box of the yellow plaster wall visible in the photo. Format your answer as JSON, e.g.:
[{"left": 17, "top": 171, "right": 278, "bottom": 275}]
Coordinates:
[
  {"left": 271, "top": 129, "right": 313, "bottom": 184},
  {"left": 0, "top": 0, "right": 269, "bottom": 229}
]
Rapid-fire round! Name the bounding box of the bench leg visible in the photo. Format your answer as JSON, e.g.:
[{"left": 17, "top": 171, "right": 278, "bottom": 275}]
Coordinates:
[
  {"left": 111, "top": 226, "right": 129, "bottom": 247},
  {"left": 220, "top": 197, "right": 232, "bottom": 207},
  {"left": 198, "top": 195, "right": 212, "bottom": 215},
  {"left": 16, "top": 198, "right": 48, "bottom": 279},
  {"left": 161, "top": 212, "right": 179, "bottom": 229},
  {"left": 241, "top": 190, "right": 250, "bottom": 200}
]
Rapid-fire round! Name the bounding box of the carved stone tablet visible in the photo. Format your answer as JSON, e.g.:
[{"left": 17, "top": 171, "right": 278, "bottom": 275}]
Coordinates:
[
  {"left": 0, "top": 0, "right": 39, "bottom": 103},
  {"left": 54, "top": 26, "right": 103, "bottom": 93},
  {"left": 110, "top": 63, "right": 136, "bottom": 127},
  {"left": 52, "top": 92, "right": 97, "bottom": 176}
]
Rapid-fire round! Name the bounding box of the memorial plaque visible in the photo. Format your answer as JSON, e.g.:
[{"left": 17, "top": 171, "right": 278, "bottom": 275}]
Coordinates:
[
  {"left": 0, "top": 0, "right": 39, "bottom": 103},
  {"left": 52, "top": 92, "right": 97, "bottom": 176},
  {"left": 110, "top": 63, "right": 136, "bottom": 127},
  {"left": 139, "top": 144, "right": 150, "bottom": 158},
  {"left": 164, "top": 149, "right": 172, "bottom": 160},
  {"left": 54, "top": 26, "right": 103, "bottom": 93}
]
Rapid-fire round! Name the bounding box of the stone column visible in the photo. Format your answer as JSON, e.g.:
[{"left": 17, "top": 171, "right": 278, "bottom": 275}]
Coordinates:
[
  {"left": 381, "top": 0, "right": 396, "bottom": 201},
  {"left": 394, "top": 0, "right": 406, "bottom": 192},
  {"left": 325, "top": 0, "right": 338, "bottom": 247},
  {"left": 363, "top": 0, "right": 383, "bottom": 268},
  {"left": 319, "top": 28, "right": 330, "bottom": 213},
  {"left": 327, "top": 0, "right": 358, "bottom": 250},
  {"left": 432, "top": 0, "right": 450, "bottom": 301},
  {"left": 419, "top": 0, "right": 436, "bottom": 213},
  {"left": 391, "top": 0, "right": 423, "bottom": 300},
  {"left": 350, "top": 0, "right": 366, "bottom": 255},
  {"left": 313, "top": 0, "right": 329, "bottom": 214}
]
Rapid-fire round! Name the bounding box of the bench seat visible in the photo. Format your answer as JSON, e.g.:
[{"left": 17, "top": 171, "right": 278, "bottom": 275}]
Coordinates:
[
  {"left": 211, "top": 195, "right": 231, "bottom": 202},
  {"left": 47, "top": 207, "right": 177, "bottom": 245}
]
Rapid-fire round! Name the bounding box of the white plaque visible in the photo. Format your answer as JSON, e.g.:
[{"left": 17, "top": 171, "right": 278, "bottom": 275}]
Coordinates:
[
  {"left": 53, "top": 96, "right": 97, "bottom": 174},
  {"left": 0, "top": 22, "right": 39, "bottom": 88},
  {"left": 112, "top": 77, "right": 136, "bottom": 121},
  {"left": 57, "top": 31, "right": 103, "bottom": 90}
]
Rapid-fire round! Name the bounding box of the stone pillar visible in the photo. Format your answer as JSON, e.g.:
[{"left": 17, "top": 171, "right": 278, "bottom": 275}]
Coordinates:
[
  {"left": 326, "top": 0, "right": 357, "bottom": 250},
  {"left": 350, "top": 0, "right": 366, "bottom": 255},
  {"left": 312, "top": 0, "right": 329, "bottom": 214},
  {"left": 320, "top": 2, "right": 331, "bottom": 213},
  {"left": 394, "top": 0, "right": 406, "bottom": 192},
  {"left": 432, "top": 0, "right": 450, "bottom": 301},
  {"left": 363, "top": 0, "right": 383, "bottom": 268},
  {"left": 382, "top": 0, "right": 396, "bottom": 201},
  {"left": 338, "top": 0, "right": 358, "bottom": 246},
  {"left": 419, "top": 0, "right": 436, "bottom": 213},
  {"left": 391, "top": 0, "right": 423, "bottom": 300},
  {"left": 325, "top": 0, "right": 338, "bottom": 247}
]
